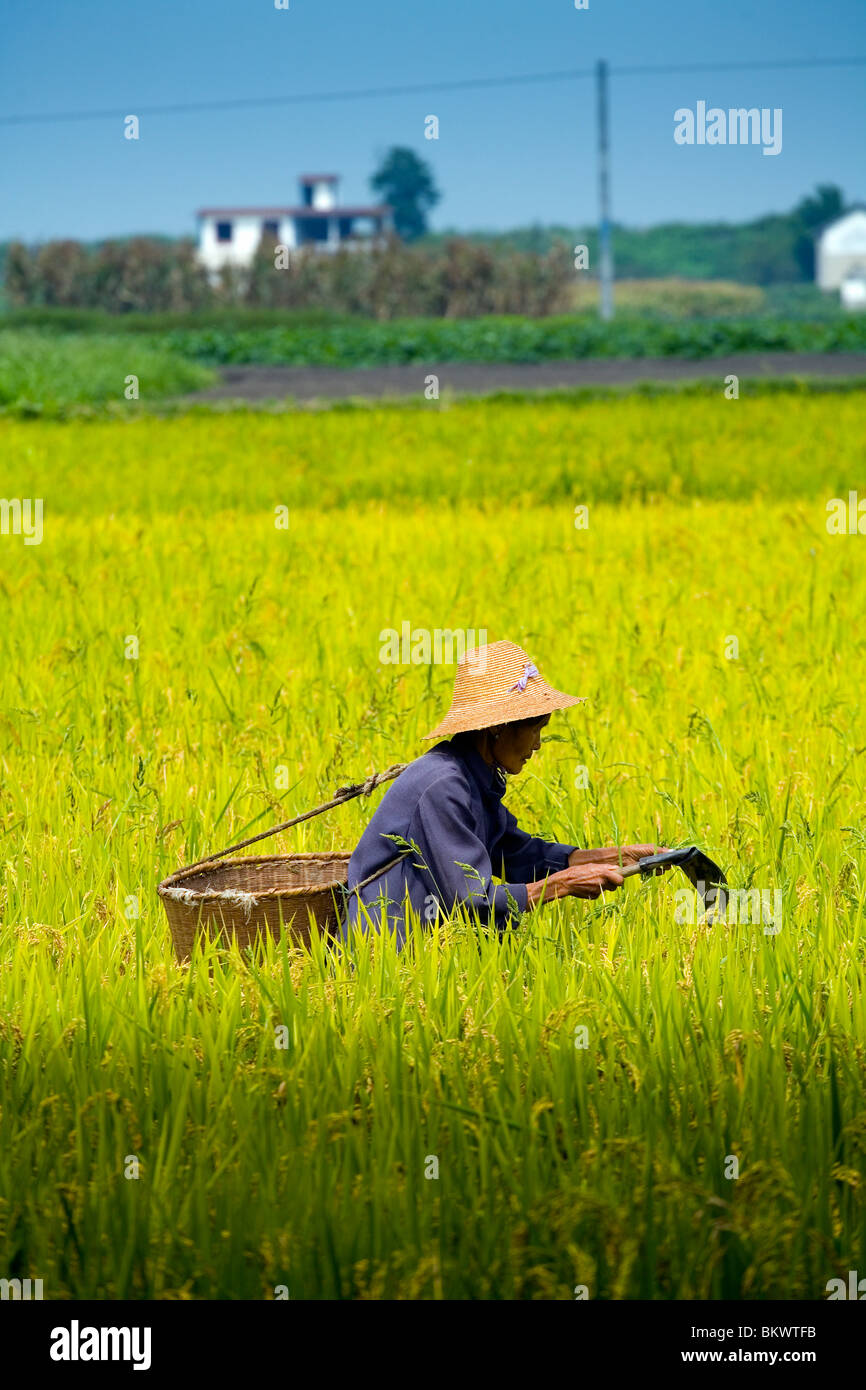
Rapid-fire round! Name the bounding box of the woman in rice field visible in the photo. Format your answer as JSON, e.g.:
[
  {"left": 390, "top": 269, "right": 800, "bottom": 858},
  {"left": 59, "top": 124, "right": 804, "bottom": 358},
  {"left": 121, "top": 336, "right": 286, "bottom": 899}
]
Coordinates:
[{"left": 343, "top": 639, "right": 670, "bottom": 947}]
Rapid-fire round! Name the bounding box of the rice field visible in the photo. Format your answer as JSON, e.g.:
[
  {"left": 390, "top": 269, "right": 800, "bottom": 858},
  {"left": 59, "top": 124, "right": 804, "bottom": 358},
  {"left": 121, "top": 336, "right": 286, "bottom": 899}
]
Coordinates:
[{"left": 1, "top": 387, "right": 865, "bottom": 1299}]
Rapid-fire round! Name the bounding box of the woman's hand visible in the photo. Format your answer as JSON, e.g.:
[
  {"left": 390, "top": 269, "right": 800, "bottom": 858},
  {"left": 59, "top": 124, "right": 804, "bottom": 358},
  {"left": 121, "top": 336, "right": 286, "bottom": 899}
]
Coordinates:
[
  {"left": 571, "top": 845, "right": 673, "bottom": 874},
  {"left": 526, "top": 862, "right": 624, "bottom": 908},
  {"left": 617, "top": 844, "right": 675, "bottom": 877}
]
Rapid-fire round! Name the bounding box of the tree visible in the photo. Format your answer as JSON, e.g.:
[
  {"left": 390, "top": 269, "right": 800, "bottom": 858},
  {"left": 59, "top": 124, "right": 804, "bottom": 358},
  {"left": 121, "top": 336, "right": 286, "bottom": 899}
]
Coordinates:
[
  {"left": 370, "top": 147, "right": 440, "bottom": 242},
  {"left": 3, "top": 242, "right": 39, "bottom": 305},
  {"left": 792, "top": 184, "right": 846, "bottom": 280},
  {"left": 795, "top": 184, "right": 846, "bottom": 232}
]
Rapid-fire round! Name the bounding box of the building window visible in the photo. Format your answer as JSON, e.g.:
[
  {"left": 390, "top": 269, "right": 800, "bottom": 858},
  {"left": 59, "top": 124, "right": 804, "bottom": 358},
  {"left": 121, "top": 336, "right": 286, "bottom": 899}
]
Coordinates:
[
  {"left": 297, "top": 217, "right": 329, "bottom": 245},
  {"left": 262, "top": 219, "right": 280, "bottom": 238},
  {"left": 216, "top": 221, "right": 233, "bottom": 243}
]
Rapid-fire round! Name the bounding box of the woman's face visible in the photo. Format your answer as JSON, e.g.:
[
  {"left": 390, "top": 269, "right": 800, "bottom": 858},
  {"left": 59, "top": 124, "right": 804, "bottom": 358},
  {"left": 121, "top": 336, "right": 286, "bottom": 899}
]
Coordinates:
[{"left": 492, "top": 715, "right": 551, "bottom": 774}]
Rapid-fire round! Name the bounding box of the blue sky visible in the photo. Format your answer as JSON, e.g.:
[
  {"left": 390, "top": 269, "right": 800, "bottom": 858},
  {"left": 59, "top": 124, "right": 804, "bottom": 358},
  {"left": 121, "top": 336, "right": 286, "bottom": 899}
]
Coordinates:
[{"left": 2, "top": 0, "right": 864, "bottom": 241}]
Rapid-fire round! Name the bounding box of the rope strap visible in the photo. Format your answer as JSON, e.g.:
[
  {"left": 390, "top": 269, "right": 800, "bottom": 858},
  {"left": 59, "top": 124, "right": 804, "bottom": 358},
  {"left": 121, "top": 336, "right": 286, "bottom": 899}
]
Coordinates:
[
  {"left": 333, "top": 764, "right": 406, "bottom": 800},
  {"left": 179, "top": 762, "right": 408, "bottom": 873}
]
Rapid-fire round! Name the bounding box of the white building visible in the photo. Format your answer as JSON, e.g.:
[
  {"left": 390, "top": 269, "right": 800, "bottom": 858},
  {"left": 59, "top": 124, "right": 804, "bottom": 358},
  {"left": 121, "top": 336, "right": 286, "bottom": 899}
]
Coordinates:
[
  {"left": 816, "top": 209, "right": 866, "bottom": 292},
  {"left": 196, "top": 174, "right": 393, "bottom": 276}
]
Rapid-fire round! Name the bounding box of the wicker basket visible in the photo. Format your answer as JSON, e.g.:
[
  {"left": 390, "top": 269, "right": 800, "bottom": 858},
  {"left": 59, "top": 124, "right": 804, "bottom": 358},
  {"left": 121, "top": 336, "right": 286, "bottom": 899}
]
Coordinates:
[{"left": 158, "top": 851, "right": 351, "bottom": 961}]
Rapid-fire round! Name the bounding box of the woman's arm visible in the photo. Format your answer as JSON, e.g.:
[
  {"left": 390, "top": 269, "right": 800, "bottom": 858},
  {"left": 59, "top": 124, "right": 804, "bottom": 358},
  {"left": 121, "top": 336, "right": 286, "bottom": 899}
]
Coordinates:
[
  {"left": 525, "top": 862, "right": 625, "bottom": 908},
  {"left": 497, "top": 807, "right": 577, "bottom": 883},
  {"left": 410, "top": 781, "right": 530, "bottom": 929},
  {"left": 410, "top": 785, "right": 628, "bottom": 923},
  {"left": 569, "top": 844, "right": 665, "bottom": 867}
]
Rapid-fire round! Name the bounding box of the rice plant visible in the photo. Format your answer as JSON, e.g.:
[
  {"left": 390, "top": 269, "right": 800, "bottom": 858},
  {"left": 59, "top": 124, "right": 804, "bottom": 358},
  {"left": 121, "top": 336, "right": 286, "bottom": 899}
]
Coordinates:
[{"left": 0, "top": 385, "right": 864, "bottom": 1298}]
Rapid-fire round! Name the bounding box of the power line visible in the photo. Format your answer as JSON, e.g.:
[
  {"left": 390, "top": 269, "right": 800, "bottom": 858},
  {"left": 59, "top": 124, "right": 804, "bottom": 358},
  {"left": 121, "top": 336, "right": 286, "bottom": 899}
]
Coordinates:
[
  {"left": 0, "top": 70, "right": 594, "bottom": 126},
  {"left": 1, "top": 56, "right": 865, "bottom": 127},
  {"left": 614, "top": 56, "right": 866, "bottom": 75}
]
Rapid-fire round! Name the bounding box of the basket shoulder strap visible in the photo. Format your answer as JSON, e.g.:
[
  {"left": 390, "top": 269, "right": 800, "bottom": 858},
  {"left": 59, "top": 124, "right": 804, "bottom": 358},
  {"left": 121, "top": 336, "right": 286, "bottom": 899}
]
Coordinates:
[{"left": 179, "top": 763, "right": 408, "bottom": 874}]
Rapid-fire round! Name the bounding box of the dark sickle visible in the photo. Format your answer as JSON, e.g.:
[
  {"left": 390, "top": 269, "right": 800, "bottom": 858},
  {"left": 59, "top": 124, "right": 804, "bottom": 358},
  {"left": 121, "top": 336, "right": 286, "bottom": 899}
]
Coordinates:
[{"left": 619, "top": 845, "right": 728, "bottom": 912}]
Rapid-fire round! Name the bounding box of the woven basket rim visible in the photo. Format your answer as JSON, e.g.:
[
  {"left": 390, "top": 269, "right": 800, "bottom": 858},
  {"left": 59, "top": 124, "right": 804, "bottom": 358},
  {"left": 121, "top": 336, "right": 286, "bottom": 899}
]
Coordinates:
[{"left": 158, "top": 850, "right": 352, "bottom": 904}]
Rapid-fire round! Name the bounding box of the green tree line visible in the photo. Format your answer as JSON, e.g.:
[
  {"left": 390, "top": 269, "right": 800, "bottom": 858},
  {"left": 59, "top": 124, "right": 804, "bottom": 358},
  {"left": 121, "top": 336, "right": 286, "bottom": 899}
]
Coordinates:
[{"left": 421, "top": 186, "right": 849, "bottom": 285}]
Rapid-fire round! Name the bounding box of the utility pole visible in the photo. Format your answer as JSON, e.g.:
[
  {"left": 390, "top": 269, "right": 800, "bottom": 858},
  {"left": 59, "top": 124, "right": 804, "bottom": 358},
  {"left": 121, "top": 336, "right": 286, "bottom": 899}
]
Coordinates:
[{"left": 596, "top": 58, "right": 614, "bottom": 321}]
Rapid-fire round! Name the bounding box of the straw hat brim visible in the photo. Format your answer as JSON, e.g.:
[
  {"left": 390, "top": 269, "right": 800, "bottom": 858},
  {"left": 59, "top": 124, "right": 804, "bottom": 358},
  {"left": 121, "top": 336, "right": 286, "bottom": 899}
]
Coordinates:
[{"left": 423, "top": 685, "right": 585, "bottom": 741}]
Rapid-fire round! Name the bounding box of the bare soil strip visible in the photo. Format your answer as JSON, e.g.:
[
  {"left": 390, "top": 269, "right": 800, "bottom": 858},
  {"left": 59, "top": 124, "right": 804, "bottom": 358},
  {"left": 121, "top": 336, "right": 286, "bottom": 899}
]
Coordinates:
[{"left": 182, "top": 352, "right": 866, "bottom": 403}]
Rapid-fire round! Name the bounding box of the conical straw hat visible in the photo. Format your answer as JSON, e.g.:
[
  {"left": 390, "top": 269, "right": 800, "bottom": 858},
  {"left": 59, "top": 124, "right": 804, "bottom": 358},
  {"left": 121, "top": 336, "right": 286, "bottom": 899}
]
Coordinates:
[{"left": 423, "top": 640, "right": 585, "bottom": 740}]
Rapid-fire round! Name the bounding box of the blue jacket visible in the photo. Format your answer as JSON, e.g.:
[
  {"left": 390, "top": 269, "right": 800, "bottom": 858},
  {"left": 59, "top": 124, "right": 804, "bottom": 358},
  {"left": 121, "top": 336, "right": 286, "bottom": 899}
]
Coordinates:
[{"left": 341, "top": 733, "right": 577, "bottom": 948}]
